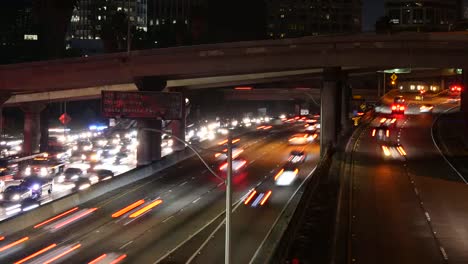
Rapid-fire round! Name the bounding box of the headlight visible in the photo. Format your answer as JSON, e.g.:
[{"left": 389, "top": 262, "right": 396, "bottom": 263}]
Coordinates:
[
  {"left": 84, "top": 146, "right": 92, "bottom": 151},
  {"left": 32, "top": 183, "right": 40, "bottom": 190},
  {"left": 81, "top": 154, "right": 86, "bottom": 160},
  {"left": 71, "top": 175, "right": 79, "bottom": 180},
  {"left": 12, "top": 194, "right": 20, "bottom": 201},
  {"left": 56, "top": 153, "right": 63, "bottom": 159},
  {"left": 57, "top": 176, "right": 65, "bottom": 183},
  {"left": 90, "top": 154, "right": 99, "bottom": 161},
  {"left": 73, "top": 146, "right": 78, "bottom": 151},
  {"left": 25, "top": 167, "right": 31, "bottom": 176},
  {"left": 40, "top": 167, "right": 48, "bottom": 176},
  {"left": 0, "top": 194, "right": 3, "bottom": 200}
]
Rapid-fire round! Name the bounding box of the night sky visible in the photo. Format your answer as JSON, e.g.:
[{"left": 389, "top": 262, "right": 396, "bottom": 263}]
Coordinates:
[{"left": 363, "top": 0, "right": 384, "bottom": 32}]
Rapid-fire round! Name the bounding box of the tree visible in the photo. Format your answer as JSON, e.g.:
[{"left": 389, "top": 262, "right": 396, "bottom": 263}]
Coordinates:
[{"left": 32, "top": 0, "right": 77, "bottom": 59}]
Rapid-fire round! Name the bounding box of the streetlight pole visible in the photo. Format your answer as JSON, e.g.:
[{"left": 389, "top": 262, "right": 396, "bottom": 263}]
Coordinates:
[{"left": 225, "top": 132, "right": 233, "bottom": 264}]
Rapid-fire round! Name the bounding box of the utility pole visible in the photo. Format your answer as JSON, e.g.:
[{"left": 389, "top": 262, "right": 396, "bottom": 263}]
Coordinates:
[{"left": 225, "top": 132, "right": 233, "bottom": 264}]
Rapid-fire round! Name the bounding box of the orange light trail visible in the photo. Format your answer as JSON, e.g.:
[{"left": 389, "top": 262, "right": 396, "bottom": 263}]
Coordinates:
[
  {"left": 0, "top": 236, "right": 4, "bottom": 241},
  {"left": 129, "top": 199, "right": 163, "bottom": 218},
  {"left": 244, "top": 190, "right": 257, "bottom": 205},
  {"left": 256, "top": 126, "right": 265, "bottom": 130},
  {"left": 88, "top": 254, "right": 107, "bottom": 264},
  {"left": 232, "top": 138, "right": 240, "bottom": 144},
  {"left": 386, "top": 130, "right": 390, "bottom": 137},
  {"left": 274, "top": 169, "right": 285, "bottom": 181},
  {"left": 110, "top": 254, "right": 127, "bottom": 264},
  {"left": 14, "top": 243, "right": 57, "bottom": 264},
  {"left": 112, "top": 200, "right": 145, "bottom": 218},
  {"left": 34, "top": 207, "right": 79, "bottom": 228},
  {"left": 43, "top": 244, "right": 81, "bottom": 264},
  {"left": 218, "top": 139, "right": 228, "bottom": 145},
  {"left": 0, "top": 237, "right": 29, "bottom": 252},
  {"left": 54, "top": 208, "right": 98, "bottom": 229},
  {"left": 260, "top": 191, "right": 272, "bottom": 206},
  {"left": 372, "top": 129, "right": 376, "bottom": 137}
]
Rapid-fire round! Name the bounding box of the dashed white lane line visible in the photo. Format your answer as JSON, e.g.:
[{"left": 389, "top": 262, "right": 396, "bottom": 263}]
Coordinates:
[
  {"left": 179, "top": 181, "right": 188, "bottom": 187},
  {"left": 119, "top": 240, "right": 133, "bottom": 250},
  {"left": 192, "top": 197, "right": 202, "bottom": 204},
  {"left": 162, "top": 215, "right": 174, "bottom": 223}
]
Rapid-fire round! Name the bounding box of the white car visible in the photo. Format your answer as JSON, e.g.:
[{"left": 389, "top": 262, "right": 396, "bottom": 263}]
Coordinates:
[
  {"left": 274, "top": 167, "right": 299, "bottom": 186},
  {"left": 419, "top": 104, "right": 433, "bottom": 113}
]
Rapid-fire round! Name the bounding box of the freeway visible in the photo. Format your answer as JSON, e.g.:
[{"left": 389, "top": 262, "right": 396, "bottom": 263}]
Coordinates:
[
  {"left": 0, "top": 123, "right": 319, "bottom": 263},
  {"left": 348, "top": 93, "right": 468, "bottom": 263}
]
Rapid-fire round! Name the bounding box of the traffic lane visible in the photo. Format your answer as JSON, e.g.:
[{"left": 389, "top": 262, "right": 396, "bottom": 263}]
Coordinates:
[
  {"left": 2, "top": 127, "right": 294, "bottom": 263},
  {"left": 350, "top": 122, "right": 443, "bottom": 264},
  {"left": 119, "top": 137, "right": 318, "bottom": 263},
  {"left": 186, "top": 143, "right": 319, "bottom": 264},
  {"left": 76, "top": 135, "right": 301, "bottom": 263},
  {"left": 400, "top": 112, "right": 468, "bottom": 262}
]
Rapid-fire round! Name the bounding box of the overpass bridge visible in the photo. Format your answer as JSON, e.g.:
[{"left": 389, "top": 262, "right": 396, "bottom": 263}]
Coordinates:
[{"left": 1, "top": 32, "right": 468, "bottom": 163}]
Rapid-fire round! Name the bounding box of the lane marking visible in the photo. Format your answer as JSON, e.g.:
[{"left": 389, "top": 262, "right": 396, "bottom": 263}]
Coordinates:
[
  {"left": 192, "top": 197, "right": 201, "bottom": 204},
  {"left": 119, "top": 240, "right": 133, "bottom": 250},
  {"left": 162, "top": 216, "right": 174, "bottom": 223}
]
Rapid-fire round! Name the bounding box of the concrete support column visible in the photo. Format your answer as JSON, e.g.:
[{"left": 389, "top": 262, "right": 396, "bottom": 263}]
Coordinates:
[
  {"left": 340, "top": 73, "right": 351, "bottom": 134},
  {"left": 134, "top": 76, "right": 167, "bottom": 166},
  {"left": 137, "top": 120, "right": 153, "bottom": 166},
  {"left": 461, "top": 69, "right": 468, "bottom": 124},
  {"left": 150, "top": 120, "right": 162, "bottom": 161},
  {"left": 321, "top": 67, "right": 341, "bottom": 156},
  {"left": 22, "top": 103, "right": 46, "bottom": 155},
  {"left": 171, "top": 118, "right": 186, "bottom": 152},
  {"left": 40, "top": 106, "right": 50, "bottom": 152}
]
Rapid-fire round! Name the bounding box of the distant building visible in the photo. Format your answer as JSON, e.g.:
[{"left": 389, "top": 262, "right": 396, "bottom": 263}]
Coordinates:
[
  {"left": 67, "top": 0, "right": 147, "bottom": 54},
  {"left": 0, "top": 0, "right": 38, "bottom": 64},
  {"left": 266, "top": 0, "right": 362, "bottom": 38},
  {"left": 385, "top": 0, "right": 463, "bottom": 32}
]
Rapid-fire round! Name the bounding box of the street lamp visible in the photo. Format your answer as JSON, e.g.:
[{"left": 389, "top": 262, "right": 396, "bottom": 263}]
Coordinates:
[{"left": 141, "top": 127, "right": 233, "bottom": 264}]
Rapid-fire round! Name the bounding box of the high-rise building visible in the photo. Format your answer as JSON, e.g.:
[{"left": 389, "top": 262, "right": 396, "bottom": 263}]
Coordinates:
[
  {"left": 0, "top": 0, "right": 37, "bottom": 63},
  {"left": 385, "top": 0, "right": 463, "bottom": 31},
  {"left": 67, "top": 0, "right": 148, "bottom": 53},
  {"left": 266, "top": 0, "right": 362, "bottom": 39}
]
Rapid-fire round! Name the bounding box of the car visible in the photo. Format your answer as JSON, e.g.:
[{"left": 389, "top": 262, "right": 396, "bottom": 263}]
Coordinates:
[
  {"left": 288, "top": 150, "right": 306, "bottom": 163},
  {"left": 274, "top": 165, "right": 299, "bottom": 186},
  {"left": 372, "top": 126, "right": 390, "bottom": 140},
  {"left": 73, "top": 175, "right": 100, "bottom": 191},
  {"left": 73, "top": 140, "right": 93, "bottom": 152},
  {"left": 391, "top": 103, "right": 405, "bottom": 115},
  {"left": 214, "top": 148, "right": 244, "bottom": 160},
  {"left": 0, "top": 185, "right": 33, "bottom": 202},
  {"left": 58, "top": 167, "right": 85, "bottom": 183},
  {"left": 394, "top": 96, "right": 405, "bottom": 104},
  {"left": 218, "top": 158, "right": 247, "bottom": 173},
  {"left": 23, "top": 157, "right": 65, "bottom": 178},
  {"left": 420, "top": 104, "right": 434, "bottom": 113},
  {"left": 288, "top": 134, "right": 309, "bottom": 145},
  {"left": 78, "top": 151, "right": 101, "bottom": 163},
  {"left": 19, "top": 176, "right": 53, "bottom": 197},
  {"left": 46, "top": 146, "right": 71, "bottom": 162},
  {"left": 243, "top": 188, "right": 273, "bottom": 207},
  {"left": 114, "top": 152, "right": 130, "bottom": 165},
  {"left": 94, "top": 169, "right": 114, "bottom": 181}
]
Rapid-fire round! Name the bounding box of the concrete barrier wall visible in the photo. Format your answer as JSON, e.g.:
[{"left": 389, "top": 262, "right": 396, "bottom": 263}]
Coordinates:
[{"left": 0, "top": 148, "right": 196, "bottom": 235}]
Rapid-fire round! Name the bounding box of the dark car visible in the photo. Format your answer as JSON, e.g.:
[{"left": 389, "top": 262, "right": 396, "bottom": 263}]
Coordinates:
[
  {"left": 114, "top": 152, "right": 130, "bottom": 165},
  {"left": 20, "top": 176, "right": 53, "bottom": 197},
  {"left": 1, "top": 185, "right": 33, "bottom": 202},
  {"left": 58, "top": 167, "right": 85, "bottom": 183},
  {"left": 94, "top": 169, "right": 114, "bottom": 181}
]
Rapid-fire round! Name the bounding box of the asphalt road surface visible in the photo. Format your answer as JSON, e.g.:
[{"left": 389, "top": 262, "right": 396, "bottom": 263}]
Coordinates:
[
  {"left": 349, "top": 95, "right": 468, "bottom": 264},
  {"left": 0, "top": 124, "right": 320, "bottom": 264}
]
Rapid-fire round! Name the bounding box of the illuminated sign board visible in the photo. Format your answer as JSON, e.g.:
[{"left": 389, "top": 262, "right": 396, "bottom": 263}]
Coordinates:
[{"left": 102, "top": 91, "right": 182, "bottom": 120}]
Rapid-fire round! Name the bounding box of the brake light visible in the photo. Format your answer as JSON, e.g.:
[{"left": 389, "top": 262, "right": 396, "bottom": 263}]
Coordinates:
[
  {"left": 372, "top": 129, "right": 376, "bottom": 137},
  {"left": 399, "top": 106, "right": 405, "bottom": 111},
  {"left": 386, "top": 130, "right": 390, "bottom": 137},
  {"left": 391, "top": 105, "right": 397, "bottom": 110}
]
